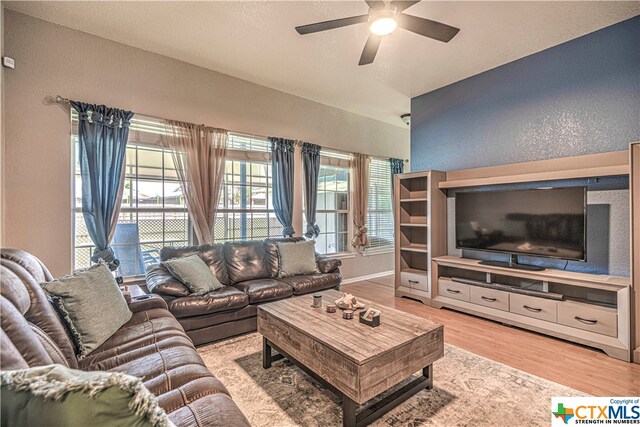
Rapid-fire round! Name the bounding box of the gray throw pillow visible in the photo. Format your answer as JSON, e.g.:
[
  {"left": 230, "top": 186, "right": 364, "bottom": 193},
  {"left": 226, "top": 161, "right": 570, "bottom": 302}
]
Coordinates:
[
  {"left": 163, "top": 254, "right": 223, "bottom": 295},
  {"left": 41, "top": 263, "right": 132, "bottom": 359},
  {"left": 276, "top": 240, "right": 320, "bottom": 278}
]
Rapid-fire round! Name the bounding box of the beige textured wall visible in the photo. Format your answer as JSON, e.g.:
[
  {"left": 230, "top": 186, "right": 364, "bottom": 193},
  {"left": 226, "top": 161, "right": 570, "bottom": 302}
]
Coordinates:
[{"left": 3, "top": 10, "right": 407, "bottom": 277}]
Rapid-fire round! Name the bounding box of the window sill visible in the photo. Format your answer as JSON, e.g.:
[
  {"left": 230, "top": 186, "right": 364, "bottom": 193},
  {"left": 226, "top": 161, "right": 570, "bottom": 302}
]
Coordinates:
[
  {"left": 121, "top": 275, "right": 146, "bottom": 285},
  {"left": 361, "top": 248, "right": 394, "bottom": 257},
  {"left": 321, "top": 252, "right": 356, "bottom": 260}
]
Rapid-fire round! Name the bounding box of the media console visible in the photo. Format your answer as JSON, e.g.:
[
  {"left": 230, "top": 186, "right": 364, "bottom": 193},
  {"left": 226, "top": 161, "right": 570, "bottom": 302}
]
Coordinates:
[{"left": 431, "top": 256, "right": 631, "bottom": 361}]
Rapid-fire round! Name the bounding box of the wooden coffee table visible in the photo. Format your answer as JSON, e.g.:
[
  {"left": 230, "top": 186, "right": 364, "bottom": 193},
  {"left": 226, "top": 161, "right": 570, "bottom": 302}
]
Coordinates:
[{"left": 257, "top": 289, "right": 444, "bottom": 427}]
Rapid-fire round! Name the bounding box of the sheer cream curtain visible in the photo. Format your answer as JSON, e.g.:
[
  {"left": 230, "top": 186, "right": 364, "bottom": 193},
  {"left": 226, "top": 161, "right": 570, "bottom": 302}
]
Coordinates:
[
  {"left": 351, "top": 153, "right": 371, "bottom": 250},
  {"left": 164, "top": 120, "right": 228, "bottom": 245}
]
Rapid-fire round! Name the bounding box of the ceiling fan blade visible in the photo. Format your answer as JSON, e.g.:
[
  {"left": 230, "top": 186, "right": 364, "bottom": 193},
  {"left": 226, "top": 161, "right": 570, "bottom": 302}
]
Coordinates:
[
  {"left": 397, "top": 13, "right": 460, "bottom": 42},
  {"left": 365, "top": 0, "right": 385, "bottom": 9},
  {"left": 358, "top": 34, "right": 382, "bottom": 65},
  {"left": 391, "top": 1, "right": 421, "bottom": 12},
  {"left": 296, "top": 14, "right": 369, "bottom": 35}
]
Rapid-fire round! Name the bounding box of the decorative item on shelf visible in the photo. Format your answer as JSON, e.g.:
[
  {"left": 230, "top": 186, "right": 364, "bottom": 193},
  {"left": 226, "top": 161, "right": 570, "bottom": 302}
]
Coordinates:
[
  {"left": 335, "top": 293, "right": 366, "bottom": 310},
  {"left": 326, "top": 304, "right": 337, "bottom": 313},
  {"left": 359, "top": 307, "right": 381, "bottom": 327},
  {"left": 311, "top": 294, "right": 323, "bottom": 308},
  {"left": 342, "top": 310, "right": 354, "bottom": 320}
]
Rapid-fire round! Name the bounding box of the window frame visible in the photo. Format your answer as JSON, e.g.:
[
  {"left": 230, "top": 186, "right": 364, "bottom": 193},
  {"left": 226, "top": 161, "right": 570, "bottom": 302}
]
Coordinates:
[
  {"left": 312, "top": 160, "right": 351, "bottom": 256},
  {"left": 212, "top": 135, "right": 280, "bottom": 243},
  {"left": 365, "top": 157, "right": 395, "bottom": 254},
  {"left": 72, "top": 127, "right": 191, "bottom": 276}
]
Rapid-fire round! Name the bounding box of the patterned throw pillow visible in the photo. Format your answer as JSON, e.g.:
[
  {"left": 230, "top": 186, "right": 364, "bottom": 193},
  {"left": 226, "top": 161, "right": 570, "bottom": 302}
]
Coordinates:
[
  {"left": 1, "top": 364, "right": 174, "bottom": 427},
  {"left": 163, "top": 254, "right": 223, "bottom": 295},
  {"left": 276, "top": 240, "right": 320, "bottom": 278},
  {"left": 41, "top": 263, "right": 132, "bottom": 359}
]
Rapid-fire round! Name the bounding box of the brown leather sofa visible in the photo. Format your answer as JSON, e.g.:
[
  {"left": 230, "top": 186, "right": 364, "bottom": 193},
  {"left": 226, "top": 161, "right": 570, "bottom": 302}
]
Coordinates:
[
  {"left": 0, "top": 249, "right": 250, "bottom": 427},
  {"left": 146, "top": 238, "right": 342, "bottom": 345}
]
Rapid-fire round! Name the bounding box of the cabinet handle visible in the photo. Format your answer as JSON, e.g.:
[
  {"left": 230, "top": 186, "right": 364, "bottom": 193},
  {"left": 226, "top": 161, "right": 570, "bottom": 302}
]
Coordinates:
[
  {"left": 523, "top": 305, "right": 542, "bottom": 313},
  {"left": 574, "top": 316, "right": 598, "bottom": 325},
  {"left": 481, "top": 296, "right": 497, "bottom": 302},
  {"left": 446, "top": 288, "right": 461, "bottom": 294},
  {"left": 408, "top": 280, "right": 419, "bottom": 284}
]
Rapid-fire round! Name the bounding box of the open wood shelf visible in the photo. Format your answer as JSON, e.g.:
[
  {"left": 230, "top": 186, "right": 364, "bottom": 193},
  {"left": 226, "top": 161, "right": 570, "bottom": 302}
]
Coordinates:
[
  {"left": 394, "top": 170, "right": 447, "bottom": 303},
  {"left": 439, "top": 150, "right": 629, "bottom": 189},
  {"left": 400, "top": 244, "right": 428, "bottom": 253}
]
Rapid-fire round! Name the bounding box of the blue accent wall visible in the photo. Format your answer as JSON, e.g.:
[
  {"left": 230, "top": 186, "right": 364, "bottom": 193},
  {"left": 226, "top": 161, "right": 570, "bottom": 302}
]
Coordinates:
[{"left": 410, "top": 16, "right": 639, "bottom": 276}]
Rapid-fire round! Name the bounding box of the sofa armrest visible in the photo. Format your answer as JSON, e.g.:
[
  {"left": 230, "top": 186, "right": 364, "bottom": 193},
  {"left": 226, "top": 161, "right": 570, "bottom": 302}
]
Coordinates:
[
  {"left": 316, "top": 255, "right": 342, "bottom": 274},
  {"left": 128, "top": 294, "right": 168, "bottom": 313},
  {"left": 145, "top": 263, "right": 190, "bottom": 297}
]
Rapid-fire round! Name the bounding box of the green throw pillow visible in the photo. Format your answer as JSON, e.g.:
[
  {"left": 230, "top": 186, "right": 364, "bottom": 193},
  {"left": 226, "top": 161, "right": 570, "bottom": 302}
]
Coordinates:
[
  {"left": 0, "top": 364, "right": 174, "bottom": 427},
  {"left": 163, "top": 254, "right": 223, "bottom": 295},
  {"left": 276, "top": 240, "right": 320, "bottom": 278},
  {"left": 41, "top": 262, "right": 132, "bottom": 359}
]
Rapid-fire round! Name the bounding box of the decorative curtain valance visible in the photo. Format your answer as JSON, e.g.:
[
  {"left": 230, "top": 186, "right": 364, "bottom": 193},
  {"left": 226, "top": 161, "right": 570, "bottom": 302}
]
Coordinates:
[
  {"left": 164, "top": 121, "right": 228, "bottom": 245},
  {"left": 302, "top": 143, "right": 322, "bottom": 239},
  {"left": 70, "top": 101, "right": 134, "bottom": 270},
  {"left": 268, "top": 137, "right": 296, "bottom": 237},
  {"left": 351, "top": 153, "right": 371, "bottom": 250}
]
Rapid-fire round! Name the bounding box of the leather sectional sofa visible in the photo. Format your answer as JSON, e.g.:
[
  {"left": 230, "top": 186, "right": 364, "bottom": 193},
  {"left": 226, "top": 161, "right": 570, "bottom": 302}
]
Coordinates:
[
  {"left": 0, "top": 249, "right": 250, "bottom": 427},
  {"left": 145, "top": 237, "right": 342, "bottom": 345}
]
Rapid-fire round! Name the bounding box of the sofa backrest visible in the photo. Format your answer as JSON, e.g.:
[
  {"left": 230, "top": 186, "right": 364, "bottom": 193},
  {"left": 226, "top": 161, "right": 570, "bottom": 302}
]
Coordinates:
[
  {"left": 156, "top": 237, "right": 310, "bottom": 287},
  {"left": 0, "top": 249, "right": 78, "bottom": 370},
  {"left": 160, "top": 243, "right": 230, "bottom": 285},
  {"left": 223, "top": 241, "right": 271, "bottom": 284}
]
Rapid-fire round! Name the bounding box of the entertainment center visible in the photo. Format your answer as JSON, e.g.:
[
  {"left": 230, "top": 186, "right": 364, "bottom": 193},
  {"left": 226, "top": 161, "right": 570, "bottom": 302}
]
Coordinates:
[
  {"left": 431, "top": 256, "right": 629, "bottom": 360},
  {"left": 393, "top": 149, "right": 636, "bottom": 362}
]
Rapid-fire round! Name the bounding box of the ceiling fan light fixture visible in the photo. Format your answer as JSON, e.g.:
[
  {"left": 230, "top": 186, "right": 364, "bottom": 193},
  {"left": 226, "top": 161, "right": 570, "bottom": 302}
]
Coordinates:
[{"left": 369, "top": 10, "right": 397, "bottom": 36}]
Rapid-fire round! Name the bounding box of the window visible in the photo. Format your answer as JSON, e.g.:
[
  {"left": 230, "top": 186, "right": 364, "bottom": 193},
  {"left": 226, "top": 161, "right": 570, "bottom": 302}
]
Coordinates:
[
  {"left": 73, "top": 114, "right": 189, "bottom": 275},
  {"left": 213, "top": 134, "right": 280, "bottom": 242},
  {"left": 308, "top": 149, "right": 351, "bottom": 255},
  {"left": 366, "top": 158, "right": 394, "bottom": 252}
]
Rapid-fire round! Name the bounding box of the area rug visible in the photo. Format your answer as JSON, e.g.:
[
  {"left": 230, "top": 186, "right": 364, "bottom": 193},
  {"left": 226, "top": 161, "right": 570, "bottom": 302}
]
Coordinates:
[{"left": 198, "top": 333, "right": 586, "bottom": 426}]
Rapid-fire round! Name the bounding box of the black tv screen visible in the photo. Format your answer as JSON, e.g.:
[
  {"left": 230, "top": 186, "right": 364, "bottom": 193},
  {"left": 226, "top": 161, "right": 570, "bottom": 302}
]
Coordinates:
[{"left": 455, "top": 187, "right": 587, "bottom": 261}]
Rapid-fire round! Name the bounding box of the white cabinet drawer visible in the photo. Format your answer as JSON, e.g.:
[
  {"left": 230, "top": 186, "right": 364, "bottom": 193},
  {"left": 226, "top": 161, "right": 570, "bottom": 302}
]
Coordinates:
[
  {"left": 400, "top": 272, "right": 429, "bottom": 292},
  {"left": 510, "top": 293, "right": 557, "bottom": 323},
  {"left": 557, "top": 301, "right": 617, "bottom": 337},
  {"left": 469, "top": 286, "right": 509, "bottom": 312},
  {"left": 437, "top": 279, "right": 469, "bottom": 302}
]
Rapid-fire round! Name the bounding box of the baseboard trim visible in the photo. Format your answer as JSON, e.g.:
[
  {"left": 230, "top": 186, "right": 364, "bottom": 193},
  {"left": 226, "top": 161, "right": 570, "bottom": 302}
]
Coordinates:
[{"left": 342, "top": 270, "right": 394, "bottom": 285}]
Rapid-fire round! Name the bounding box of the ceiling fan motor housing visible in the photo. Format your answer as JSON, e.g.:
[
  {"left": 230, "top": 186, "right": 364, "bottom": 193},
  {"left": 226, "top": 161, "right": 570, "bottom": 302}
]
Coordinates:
[{"left": 369, "top": 8, "right": 398, "bottom": 36}]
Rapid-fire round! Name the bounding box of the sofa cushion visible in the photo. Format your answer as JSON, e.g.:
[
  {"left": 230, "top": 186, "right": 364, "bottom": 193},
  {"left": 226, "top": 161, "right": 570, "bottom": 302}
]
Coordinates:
[
  {"left": 316, "top": 255, "right": 342, "bottom": 274},
  {"left": 232, "top": 279, "right": 293, "bottom": 304},
  {"left": 276, "top": 240, "right": 320, "bottom": 278},
  {"left": 41, "top": 263, "right": 132, "bottom": 359},
  {"left": 0, "top": 364, "right": 172, "bottom": 427},
  {"left": 278, "top": 273, "right": 342, "bottom": 295},
  {"left": 146, "top": 264, "right": 190, "bottom": 297},
  {"left": 168, "top": 286, "right": 249, "bottom": 319},
  {"left": 264, "top": 237, "right": 305, "bottom": 277},
  {"left": 224, "top": 241, "right": 270, "bottom": 284},
  {"left": 163, "top": 254, "right": 223, "bottom": 295},
  {"left": 1, "top": 249, "right": 78, "bottom": 369},
  {"left": 160, "top": 244, "right": 229, "bottom": 286}
]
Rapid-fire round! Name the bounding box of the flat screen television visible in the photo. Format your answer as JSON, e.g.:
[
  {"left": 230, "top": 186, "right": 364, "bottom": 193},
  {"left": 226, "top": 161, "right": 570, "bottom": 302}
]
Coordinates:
[{"left": 455, "top": 187, "right": 587, "bottom": 263}]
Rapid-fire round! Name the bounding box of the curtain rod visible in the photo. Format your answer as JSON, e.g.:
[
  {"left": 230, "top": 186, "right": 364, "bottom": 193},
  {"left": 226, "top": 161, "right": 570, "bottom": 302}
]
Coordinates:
[{"left": 55, "top": 95, "right": 409, "bottom": 163}]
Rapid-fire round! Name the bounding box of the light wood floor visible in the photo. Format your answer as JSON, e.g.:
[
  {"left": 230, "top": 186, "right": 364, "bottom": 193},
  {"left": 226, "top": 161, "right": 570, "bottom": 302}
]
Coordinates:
[{"left": 343, "top": 275, "right": 640, "bottom": 397}]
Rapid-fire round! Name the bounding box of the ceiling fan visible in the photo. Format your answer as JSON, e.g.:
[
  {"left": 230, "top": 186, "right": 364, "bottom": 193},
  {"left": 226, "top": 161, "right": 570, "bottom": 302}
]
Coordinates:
[{"left": 295, "top": 0, "right": 460, "bottom": 65}]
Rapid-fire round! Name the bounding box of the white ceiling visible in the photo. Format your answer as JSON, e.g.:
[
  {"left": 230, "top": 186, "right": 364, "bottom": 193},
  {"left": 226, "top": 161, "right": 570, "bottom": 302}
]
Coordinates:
[{"left": 5, "top": 1, "right": 639, "bottom": 127}]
